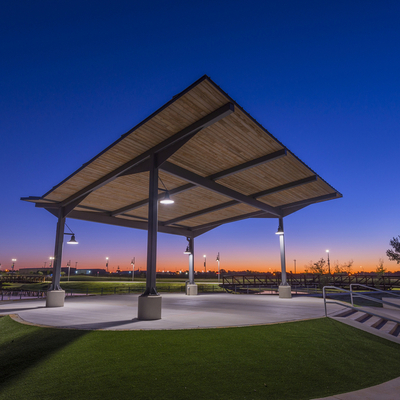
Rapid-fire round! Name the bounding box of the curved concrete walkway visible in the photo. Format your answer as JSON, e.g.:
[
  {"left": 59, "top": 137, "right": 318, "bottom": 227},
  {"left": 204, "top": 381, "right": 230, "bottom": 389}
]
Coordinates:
[
  {"left": 1, "top": 293, "right": 399, "bottom": 399},
  {"left": 311, "top": 377, "right": 400, "bottom": 399},
  {"left": 0, "top": 292, "right": 339, "bottom": 330}
]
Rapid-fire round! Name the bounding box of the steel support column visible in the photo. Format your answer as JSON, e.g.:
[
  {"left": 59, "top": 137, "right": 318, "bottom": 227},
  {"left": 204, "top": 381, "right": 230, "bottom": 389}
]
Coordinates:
[
  {"left": 138, "top": 153, "right": 162, "bottom": 319},
  {"left": 188, "top": 237, "right": 194, "bottom": 285},
  {"left": 277, "top": 217, "right": 291, "bottom": 298},
  {"left": 279, "top": 218, "right": 288, "bottom": 286},
  {"left": 143, "top": 154, "right": 159, "bottom": 295},
  {"left": 49, "top": 213, "right": 65, "bottom": 291}
]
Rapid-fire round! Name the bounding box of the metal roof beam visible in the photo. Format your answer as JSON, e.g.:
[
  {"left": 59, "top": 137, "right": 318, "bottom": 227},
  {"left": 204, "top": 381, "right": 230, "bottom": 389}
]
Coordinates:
[
  {"left": 57, "top": 102, "right": 234, "bottom": 208},
  {"left": 110, "top": 149, "right": 287, "bottom": 216},
  {"left": 191, "top": 210, "right": 268, "bottom": 231},
  {"left": 66, "top": 210, "right": 193, "bottom": 237},
  {"left": 162, "top": 175, "right": 317, "bottom": 226},
  {"left": 163, "top": 201, "right": 238, "bottom": 226},
  {"left": 160, "top": 162, "right": 282, "bottom": 217},
  {"left": 251, "top": 175, "right": 317, "bottom": 198},
  {"left": 279, "top": 193, "right": 340, "bottom": 211},
  {"left": 208, "top": 148, "right": 287, "bottom": 180}
]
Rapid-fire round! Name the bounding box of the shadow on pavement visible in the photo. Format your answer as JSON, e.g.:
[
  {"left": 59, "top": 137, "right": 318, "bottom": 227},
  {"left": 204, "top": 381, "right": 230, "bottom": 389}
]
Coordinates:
[
  {"left": 0, "top": 306, "right": 46, "bottom": 314},
  {"left": 58, "top": 318, "right": 142, "bottom": 330}
]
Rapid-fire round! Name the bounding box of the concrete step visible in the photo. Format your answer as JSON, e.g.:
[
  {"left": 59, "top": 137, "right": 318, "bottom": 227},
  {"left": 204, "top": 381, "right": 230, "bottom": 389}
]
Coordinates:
[
  {"left": 333, "top": 309, "right": 356, "bottom": 318},
  {"left": 347, "top": 311, "right": 367, "bottom": 321},
  {"left": 354, "top": 312, "right": 372, "bottom": 322},
  {"left": 364, "top": 315, "right": 384, "bottom": 328},
  {"left": 378, "top": 320, "right": 399, "bottom": 336}
]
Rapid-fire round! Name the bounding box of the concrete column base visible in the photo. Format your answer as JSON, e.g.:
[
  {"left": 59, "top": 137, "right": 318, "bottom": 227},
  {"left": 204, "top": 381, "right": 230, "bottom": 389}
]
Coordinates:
[
  {"left": 279, "top": 285, "right": 292, "bottom": 298},
  {"left": 46, "top": 290, "right": 65, "bottom": 307},
  {"left": 186, "top": 284, "right": 198, "bottom": 295},
  {"left": 138, "top": 295, "right": 162, "bottom": 320}
]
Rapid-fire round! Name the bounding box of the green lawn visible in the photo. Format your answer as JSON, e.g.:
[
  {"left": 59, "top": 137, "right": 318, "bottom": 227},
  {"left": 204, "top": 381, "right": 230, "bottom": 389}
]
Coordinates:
[{"left": 1, "top": 316, "right": 399, "bottom": 400}]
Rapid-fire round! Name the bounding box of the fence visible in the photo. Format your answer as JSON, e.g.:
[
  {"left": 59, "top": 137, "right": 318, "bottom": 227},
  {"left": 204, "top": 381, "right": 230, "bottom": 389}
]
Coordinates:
[{"left": 0, "top": 284, "right": 223, "bottom": 300}]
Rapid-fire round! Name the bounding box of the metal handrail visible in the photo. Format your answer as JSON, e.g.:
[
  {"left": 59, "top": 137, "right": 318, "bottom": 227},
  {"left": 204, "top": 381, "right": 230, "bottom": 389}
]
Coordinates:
[
  {"left": 323, "top": 285, "right": 400, "bottom": 318},
  {"left": 325, "top": 299, "right": 400, "bottom": 325},
  {"left": 349, "top": 283, "right": 400, "bottom": 306}
]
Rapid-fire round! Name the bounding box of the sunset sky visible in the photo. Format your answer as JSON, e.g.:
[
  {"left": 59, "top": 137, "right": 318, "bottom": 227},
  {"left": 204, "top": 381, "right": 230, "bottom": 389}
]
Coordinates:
[{"left": 1, "top": 0, "right": 399, "bottom": 274}]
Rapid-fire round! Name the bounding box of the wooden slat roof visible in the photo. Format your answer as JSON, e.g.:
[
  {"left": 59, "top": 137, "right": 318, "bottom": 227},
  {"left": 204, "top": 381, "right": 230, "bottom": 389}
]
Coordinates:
[{"left": 22, "top": 76, "right": 342, "bottom": 237}]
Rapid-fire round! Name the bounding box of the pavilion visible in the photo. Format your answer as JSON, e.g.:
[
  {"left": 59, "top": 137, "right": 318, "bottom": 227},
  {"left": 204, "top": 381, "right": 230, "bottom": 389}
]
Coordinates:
[{"left": 22, "top": 75, "right": 342, "bottom": 319}]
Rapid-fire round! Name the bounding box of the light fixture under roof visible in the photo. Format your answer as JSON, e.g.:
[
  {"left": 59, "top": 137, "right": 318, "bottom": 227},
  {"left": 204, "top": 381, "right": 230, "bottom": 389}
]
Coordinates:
[
  {"left": 275, "top": 223, "right": 284, "bottom": 235},
  {"left": 67, "top": 234, "right": 78, "bottom": 244},
  {"left": 158, "top": 176, "right": 174, "bottom": 204},
  {"left": 65, "top": 223, "right": 79, "bottom": 244},
  {"left": 160, "top": 190, "right": 174, "bottom": 204}
]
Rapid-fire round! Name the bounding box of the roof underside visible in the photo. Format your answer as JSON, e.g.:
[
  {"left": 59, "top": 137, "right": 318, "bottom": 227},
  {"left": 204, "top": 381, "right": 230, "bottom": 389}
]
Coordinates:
[{"left": 22, "top": 76, "right": 342, "bottom": 237}]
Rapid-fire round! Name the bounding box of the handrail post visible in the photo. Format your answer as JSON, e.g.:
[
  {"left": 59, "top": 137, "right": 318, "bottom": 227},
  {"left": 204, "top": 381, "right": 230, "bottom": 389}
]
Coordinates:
[{"left": 350, "top": 283, "right": 354, "bottom": 306}]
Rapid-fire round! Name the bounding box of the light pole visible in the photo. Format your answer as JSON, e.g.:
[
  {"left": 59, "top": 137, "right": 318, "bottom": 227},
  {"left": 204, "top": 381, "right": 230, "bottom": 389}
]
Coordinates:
[
  {"left": 49, "top": 256, "right": 54, "bottom": 268},
  {"left": 216, "top": 252, "right": 220, "bottom": 283},
  {"left": 294, "top": 259, "right": 296, "bottom": 274},
  {"left": 106, "top": 257, "right": 109, "bottom": 272},
  {"left": 131, "top": 257, "right": 135, "bottom": 281},
  {"left": 203, "top": 255, "right": 206, "bottom": 273},
  {"left": 67, "top": 260, "right": 71, "bottom": 281},
  {"left": 326, "top": 250, "right": 330, "bottom": 274},
  {"left": 11, "top": 259, "right": 16, "bottom": 273}
]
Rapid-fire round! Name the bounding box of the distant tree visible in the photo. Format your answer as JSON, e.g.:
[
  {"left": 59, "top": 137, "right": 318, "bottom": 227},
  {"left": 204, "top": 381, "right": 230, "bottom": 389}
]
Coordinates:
[
  {"left": 333, "top": 260, "right": 353, "bottom": 274},
  {"left": 375, "top": 258, "right": 386, "bottom": 276},
  {"left": 308, "top": 258, "right": 327, "bottom": 274},
  {"left": 387, "top": 236, "right": 400, "bottom": 264}
]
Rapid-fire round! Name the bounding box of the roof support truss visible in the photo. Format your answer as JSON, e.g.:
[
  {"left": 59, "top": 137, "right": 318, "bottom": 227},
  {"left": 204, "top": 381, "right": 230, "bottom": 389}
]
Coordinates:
[
  {"left": 66, "top": 210, "right": 195, "bottom": 237},
  {"left": 160, "top": 161, "right": 282, "bottom": 217},
  {"left": 279, "top": 193, "right": 339, "bottom": 212},
  {"left": 111, "top": 149, "right": 287, "bottom": 216},
  {"left": 162, "top": 175, "right": 317, "bottom": 226}
]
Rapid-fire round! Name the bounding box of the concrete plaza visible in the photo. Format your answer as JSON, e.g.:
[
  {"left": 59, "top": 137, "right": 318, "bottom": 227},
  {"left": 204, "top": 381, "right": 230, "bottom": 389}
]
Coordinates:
[{"left": 0, "top": 292, "right": 342, "bottom": 330}]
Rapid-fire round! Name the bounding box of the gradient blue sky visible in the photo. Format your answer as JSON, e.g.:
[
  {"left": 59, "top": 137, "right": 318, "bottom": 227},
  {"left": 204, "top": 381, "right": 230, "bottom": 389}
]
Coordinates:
[{"left": 1, "top": 0, "right": 399, "bottom": 273}]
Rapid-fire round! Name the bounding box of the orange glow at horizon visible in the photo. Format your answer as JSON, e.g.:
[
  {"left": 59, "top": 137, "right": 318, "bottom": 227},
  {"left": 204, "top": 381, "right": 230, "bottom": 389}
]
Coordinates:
[{"left": 13, "top": 258, "right": 400, "bottom": 274}]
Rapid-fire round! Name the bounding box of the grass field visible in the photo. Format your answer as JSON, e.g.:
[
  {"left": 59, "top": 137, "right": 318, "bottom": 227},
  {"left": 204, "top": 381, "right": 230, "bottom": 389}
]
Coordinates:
[
  {"left": 1, "top": 316, "right": 400, "bottom": 400},
  {"left": 1, "top": 279, "right": 224, "bottom": 295}
]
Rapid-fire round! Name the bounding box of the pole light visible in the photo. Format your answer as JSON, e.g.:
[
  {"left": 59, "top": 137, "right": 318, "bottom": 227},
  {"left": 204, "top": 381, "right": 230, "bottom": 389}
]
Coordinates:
[
  {"left": 67, "top": 260, "right": 71, "bottom": 281},
  {"left": 11, "top": 259, "right": 16, "bottom": 273},
  {"left": 131, "top": 257, "right": 135, "bottom": 281},
  {"left": 326, "top": 250, "right": 330, "bottom": 274},
  {"left": 216, "top": 252, "right": 220, "bottom": 283},
  {"left": 106, "top": 257, "right": 109, "bottom": 272},
  {"left": 203, "top": 255, "right": 207, "bottom": 273},
  {"left": 49, "top": 256, "right": 54, "bottom": 268}
]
